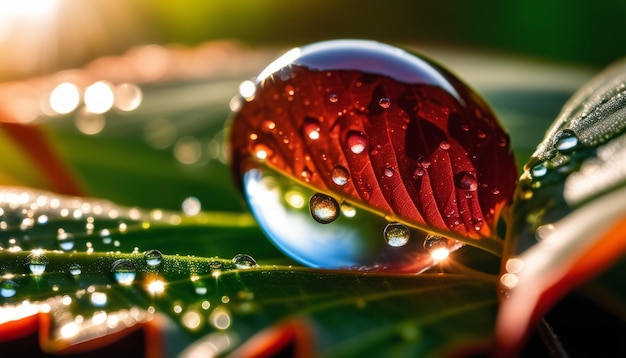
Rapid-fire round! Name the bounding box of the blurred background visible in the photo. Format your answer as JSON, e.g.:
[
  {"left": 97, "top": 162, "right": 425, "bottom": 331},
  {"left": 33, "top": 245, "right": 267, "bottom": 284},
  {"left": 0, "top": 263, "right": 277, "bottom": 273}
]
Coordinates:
[
  {"left": 0, "top": 0, "right": 623, "bottom": 212},
  {"left": 0, "top": 0, "right": 624, "bottom": 81}
]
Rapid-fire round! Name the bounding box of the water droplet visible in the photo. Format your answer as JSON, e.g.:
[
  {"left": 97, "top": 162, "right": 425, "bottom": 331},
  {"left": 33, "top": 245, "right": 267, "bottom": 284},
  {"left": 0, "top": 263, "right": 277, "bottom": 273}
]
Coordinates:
[
  {"left": 309, "top": 193, "right": 340, "bottom": 224},
  {"left": 328, "top": 93, "right": 338, "bottom": 103},
  {"left": 384, "top": 167, "right": 395, "bottom": 178},
  {"left": 194, "top": 280, "right": 208, "bottom": 295},
  {"left": 347, "top": 131, "right": 367, "bottom": 154},
  {"left": 477, "top": 130, "right": 487, "bottom": 139},
  {"left": 531, "top": 163, "right": 547, "bottom": 177},
  {"left": 111, "top": 259, "right": 137, "bottom": 286},
  {"left": 57, "top": 231, "right": 75, "bottom": 251},
  {"left": 284, "top": 84, "right": 295, "bottom": 98},
  {"left": 261, "top": 119, "right": 276, "bottom": 133},
  {"left": 553, "top": 129, "right": 579, "bottom": 153},
  {"left": 378, "top": 97, "right": 391, "bottom": 108},
  {"left": 144, "top": 250, "right": 163, "bottom": 267},
  {"left": 424, "top": 235, "right": 450, "bottom": 260},
  {"left": 252, "top": 143, "right": 273, "bottom": 160},
  {"left": 300, "top": 167, "right": 313, "bottom": 182},
  {"left": 383, "top": 222, "right": 410, "bottom": 247},
  {"left": 331, "top": 165, "right": 350, "bottom": 186},
  {"left": 439, "top": 141, "right": 450, "bottom": 150},
  {"left": 209, "top": 261, "right": 223, "bottom": 270},
  {"left": 340, "top": 201, "right": 357, "bottom": 217},
  {"left": 0, "top": 280, "right": 18, "bottom": 298},
  {"left": 303, "top": 120, "right": 321, "bottom": 140},
  {"left": 27, "top": 251, "right": 48, "bottom": 275},
  {"left": 232, "top": 254, "right": 258, "bottom": 269},
  {"left": 456, "top": 172, "right": 478, "bottom": 191},
  {"left": 69, "top": 263, "right": 82, "bottom": 276},
  {"left": 413, "top": 167, "right": 425, "bottom": 177},
  {"left": 182, "top": 196, "right": 202, "bottom": 216}
]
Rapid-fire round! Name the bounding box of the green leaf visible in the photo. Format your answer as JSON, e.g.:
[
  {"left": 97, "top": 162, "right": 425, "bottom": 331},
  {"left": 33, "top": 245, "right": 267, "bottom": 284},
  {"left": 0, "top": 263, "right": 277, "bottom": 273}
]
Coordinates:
[
  {"left": 0, "top": 250, "right": 498, "bottom": 357},
  {"left": 497, "top": 58, "right": 626, "bottom": 353}
]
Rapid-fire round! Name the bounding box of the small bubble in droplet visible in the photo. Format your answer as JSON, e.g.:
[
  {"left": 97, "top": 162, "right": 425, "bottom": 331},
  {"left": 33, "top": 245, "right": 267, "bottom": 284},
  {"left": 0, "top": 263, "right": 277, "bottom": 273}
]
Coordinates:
[
  {"left": 383, "top": 222, "right": 410, "bottom": 247},
  {"left": 0, "top": 280, "right": 18, "bottom": 298},
  {"left": 331, "top": 165, "right": 350, "bottom": 186},
  {"left": 553, "top": 129, "right": 579, "bottom": 153},
  {"left": 111, "top": 259, "right": 137, "bottom": 286},
  {"left": 378, "top": 97, "right": 391, "bottom": 109},
  {"left": 456, "top": 172, "right": 478, "bottom": 191},
  {"left": 439, "top": 141, "right": 450, "bottom": 150},
  {"left": 531, "top": 163, "right": 547, "bottom": 177},
  {"left": 347, "top": 132, "right": 367, "bottom": 154},
  {"left": 27, "top": 251, "right": 48, "bottom": 275},
  {"left": 309, "top": 193, "right": 340, "bottom": 224},
  {"left": 69, "top": 263, "right": 82, "bottom": 276},
  {"left": 328, "top": 93, "right": 338, "bottom": 103},
  {"left": 144, "top": 250, "right": 163, "bottom": 267},
  {"left": 384, "top": 167, "right": 395, "bottom": 178},
  {"left": 232, "top": 254, "right": 258, "bottom": 269}
]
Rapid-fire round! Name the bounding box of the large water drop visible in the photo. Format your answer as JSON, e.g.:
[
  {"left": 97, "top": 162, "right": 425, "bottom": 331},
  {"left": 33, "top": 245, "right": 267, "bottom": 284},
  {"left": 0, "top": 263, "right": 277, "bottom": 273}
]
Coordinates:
[
  {"left": 331, "top": 165, "right": 350, "bottom": 186},
  {"left": 232, "top": 254, "right": 258, "bottom": 269},
  {"left": 27, "top": 251, "right": 48, "bottom": 275},
  {"left": 0, "top": 280, "right": 18, "bottom": 298}
]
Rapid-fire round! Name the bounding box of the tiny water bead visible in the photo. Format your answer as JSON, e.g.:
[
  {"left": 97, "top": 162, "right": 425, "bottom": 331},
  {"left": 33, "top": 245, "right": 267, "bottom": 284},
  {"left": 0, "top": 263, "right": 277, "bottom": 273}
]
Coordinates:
[
  {"left": 111, "top": 259, "right": 137, "bottom": 286},
  {"left": 144, "top": 249, "right": 163, "bottom": 267},
  {"left": 230, "top": 39, "right": 518, "bottom": 271},
  {"left": 69, "top": 263, "right": 82, "bottom": 276},
  {"left": 309, "top": 193, "right": 340, "bottom": 224},
  {"left": 383, "top": 222, "right": 410, "bottom": 247}
]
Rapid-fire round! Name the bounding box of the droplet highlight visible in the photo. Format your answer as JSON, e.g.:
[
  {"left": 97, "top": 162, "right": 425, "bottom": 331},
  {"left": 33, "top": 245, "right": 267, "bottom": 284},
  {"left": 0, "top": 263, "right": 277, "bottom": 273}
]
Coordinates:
[
  {"left": 423, "top": 235, "right": 450, "bottom": 260},
  {"left": 456, "top": 172, "right": 478, "bottom": 191},
  {"left": 346, "top": 131, "right": 367, "bottom": 154},
  {"left": 378, "top": 97, "right": 391, "bottom": 108}
]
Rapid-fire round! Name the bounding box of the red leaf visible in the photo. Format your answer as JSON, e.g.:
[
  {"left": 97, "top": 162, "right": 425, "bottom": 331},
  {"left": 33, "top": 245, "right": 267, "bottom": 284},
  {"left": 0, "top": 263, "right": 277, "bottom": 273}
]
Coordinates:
[{"left": 230, "top": 40, "right": 517, "bottom": 243}]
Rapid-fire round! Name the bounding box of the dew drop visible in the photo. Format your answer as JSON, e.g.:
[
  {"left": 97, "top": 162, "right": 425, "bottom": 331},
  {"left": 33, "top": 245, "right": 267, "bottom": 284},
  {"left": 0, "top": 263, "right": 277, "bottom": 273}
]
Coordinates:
[
  {"left": 27, "top": 251, "right": 48, "bottom": 275},
  {"left": 383, "top": 222, "right": 410, "bottom": 247},
  {"left": 456, "top": 172, "right": 478, "bottom": 191},
  {"left": 111, "top": 259, "right": 137, "bottom": 286},
  {"left": 328, "top": 93, "right": 338, "bottom": 103},
  {"left": 553, "top": 129, "right": 579, "bottom": 153},
  {"left": 331, "top": 165, "right": 350, "bottom": 186},
  {"left": 384, "top": 167, "right": 395, "bottom": 178},
  {"left": 300, "top": 167, "right": 313, "bottom": 182},
  {"left": 194, "top": 280, "right": 208, "bottom": 295},
  {"left": 252, "top": 143, "right": 273, "bottom": 160},
  {"left": 69, "top": 263, "right": 82, "bottom": 276},
  {"left": 340, "top": 201, "right": 357, "bottom": 218},
  {"left": 531, "top": 163, "right": 547, "bottom": 177},
  {"left": 144, "top": 250, "right": 163, "bottom": 267},
  {"left": 477, "top": 130, "right": 487, "bottom": 139},
  {"left": 378, "top": 97, "right": 391, "bottom": 108},
  {"left": 303, "top": 120, "right": 321, "bottom": 140},
  {"left": 0, "top": 280, "right": 18, "bottom": 298},
  {"left": 309, "top": 193, "right": 340, "bottom": 224},
  {"left": 346, "top": 131, "right": 367, "bottom": 154},
  {"left": 423, "top": 235, "right": 450, "bottom": 260},
  {"left": 439, "top": 141, "right": 450, "bottom": 150},
  {"left": 261, "top": 119, "right": 276, "bottom": 133},
  {"left": 57, "top": 231, "right": 75, "bottom": 251},
  {"left": 232, "top": 254, "right": 258, "bottom": 269}
]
